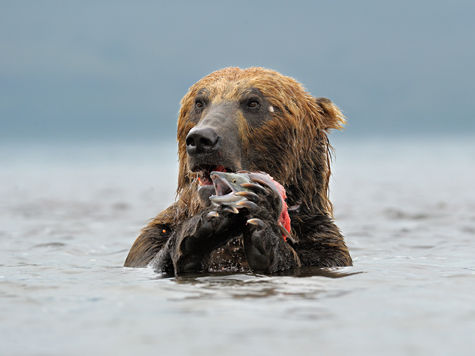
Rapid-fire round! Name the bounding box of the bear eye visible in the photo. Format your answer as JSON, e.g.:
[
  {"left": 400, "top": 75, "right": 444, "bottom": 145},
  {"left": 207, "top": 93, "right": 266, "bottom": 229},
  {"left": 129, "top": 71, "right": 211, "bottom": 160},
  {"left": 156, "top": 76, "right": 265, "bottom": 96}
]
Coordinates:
[
  {"left": 247, "top": 98, "right": 261, "bottom": 110},
  {"left": 195, "top": 98, "right": 206, "bottom": 110}
]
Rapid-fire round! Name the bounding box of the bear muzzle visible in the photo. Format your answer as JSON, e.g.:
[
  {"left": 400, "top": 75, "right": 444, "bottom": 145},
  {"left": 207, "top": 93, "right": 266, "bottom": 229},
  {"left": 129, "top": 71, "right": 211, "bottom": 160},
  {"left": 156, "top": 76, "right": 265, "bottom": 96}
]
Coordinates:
[{"left": 186, "top": 103, "right": 243, "bottom": 184}]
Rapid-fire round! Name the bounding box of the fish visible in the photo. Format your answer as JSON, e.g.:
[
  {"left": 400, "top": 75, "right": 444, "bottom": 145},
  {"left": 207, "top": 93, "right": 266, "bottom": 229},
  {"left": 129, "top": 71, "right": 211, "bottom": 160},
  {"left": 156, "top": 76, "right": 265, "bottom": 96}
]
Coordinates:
[{"left": 209, "top": 171, "right": 293, "bottom": 241}]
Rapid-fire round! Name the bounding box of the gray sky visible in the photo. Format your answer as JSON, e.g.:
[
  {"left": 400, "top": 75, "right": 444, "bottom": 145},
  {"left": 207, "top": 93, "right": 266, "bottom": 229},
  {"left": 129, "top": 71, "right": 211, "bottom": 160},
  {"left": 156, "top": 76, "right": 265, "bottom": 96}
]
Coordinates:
[{"left": 1, "top": 0, "right": 474, "bottom": 142}]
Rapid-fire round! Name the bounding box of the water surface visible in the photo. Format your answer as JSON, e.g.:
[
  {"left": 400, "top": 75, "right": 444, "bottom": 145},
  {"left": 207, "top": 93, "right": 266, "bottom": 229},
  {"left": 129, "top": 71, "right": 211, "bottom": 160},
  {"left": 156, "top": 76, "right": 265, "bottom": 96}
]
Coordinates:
[{"left": 1, "top": 138, "right": 474, "bottom": 355}]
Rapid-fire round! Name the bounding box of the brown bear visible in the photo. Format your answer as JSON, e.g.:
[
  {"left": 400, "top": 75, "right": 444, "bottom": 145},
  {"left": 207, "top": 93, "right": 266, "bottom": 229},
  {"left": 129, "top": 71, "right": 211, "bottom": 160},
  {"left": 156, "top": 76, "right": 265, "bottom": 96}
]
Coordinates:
[{"left": 124, "top": 67, "right": 352, "bottom": 275}]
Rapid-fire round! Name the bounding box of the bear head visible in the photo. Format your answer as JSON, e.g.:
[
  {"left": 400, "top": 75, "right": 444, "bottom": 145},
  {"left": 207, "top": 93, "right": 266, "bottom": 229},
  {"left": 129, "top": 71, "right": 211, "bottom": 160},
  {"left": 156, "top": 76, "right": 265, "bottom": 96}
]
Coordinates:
[{"left": 175, "top": 67, "right": 345, "bottom": 219}]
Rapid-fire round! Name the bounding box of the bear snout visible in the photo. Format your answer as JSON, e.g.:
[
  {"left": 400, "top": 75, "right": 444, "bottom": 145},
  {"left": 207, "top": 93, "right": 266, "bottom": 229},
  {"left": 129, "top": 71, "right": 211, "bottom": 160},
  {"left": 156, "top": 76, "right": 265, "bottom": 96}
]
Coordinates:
[{"left": 186, "top": 126, "right": 220, "bottom": 155}]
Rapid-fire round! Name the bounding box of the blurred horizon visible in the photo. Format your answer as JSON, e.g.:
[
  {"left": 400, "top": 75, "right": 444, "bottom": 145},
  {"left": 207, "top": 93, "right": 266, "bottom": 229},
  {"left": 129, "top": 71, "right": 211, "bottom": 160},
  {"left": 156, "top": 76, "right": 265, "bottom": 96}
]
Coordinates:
[{"left": 1, "top": 1, "right": 474, "bottom": 143}]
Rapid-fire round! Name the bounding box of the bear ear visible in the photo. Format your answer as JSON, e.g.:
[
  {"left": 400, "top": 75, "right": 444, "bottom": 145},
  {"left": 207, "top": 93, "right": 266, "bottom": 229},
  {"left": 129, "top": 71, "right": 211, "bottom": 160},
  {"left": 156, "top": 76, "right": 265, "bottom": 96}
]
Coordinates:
[{"left": 315, "top": 97, "right": 346, "bottom": 131}]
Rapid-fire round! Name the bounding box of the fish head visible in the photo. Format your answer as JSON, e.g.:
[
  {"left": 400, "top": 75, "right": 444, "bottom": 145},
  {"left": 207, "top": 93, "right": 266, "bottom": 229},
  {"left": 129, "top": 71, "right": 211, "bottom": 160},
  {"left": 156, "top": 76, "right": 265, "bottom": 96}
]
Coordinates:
[{"left": 210, "top": 171, "right": 251, "bottom": 197}]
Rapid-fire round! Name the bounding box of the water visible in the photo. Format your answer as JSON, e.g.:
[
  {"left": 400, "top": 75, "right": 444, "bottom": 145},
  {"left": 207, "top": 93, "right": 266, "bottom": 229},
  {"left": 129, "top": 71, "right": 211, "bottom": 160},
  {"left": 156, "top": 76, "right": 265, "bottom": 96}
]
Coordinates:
[{"left": 1, "top": 138, "right": 474, "bottom": 356}]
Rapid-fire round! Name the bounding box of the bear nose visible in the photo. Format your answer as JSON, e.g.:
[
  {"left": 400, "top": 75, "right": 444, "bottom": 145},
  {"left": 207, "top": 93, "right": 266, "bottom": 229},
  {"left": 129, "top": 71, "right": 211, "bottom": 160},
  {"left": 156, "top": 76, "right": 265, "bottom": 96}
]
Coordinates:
[{"left": 186, "top": 127, "right": 219, "bottom": 155}]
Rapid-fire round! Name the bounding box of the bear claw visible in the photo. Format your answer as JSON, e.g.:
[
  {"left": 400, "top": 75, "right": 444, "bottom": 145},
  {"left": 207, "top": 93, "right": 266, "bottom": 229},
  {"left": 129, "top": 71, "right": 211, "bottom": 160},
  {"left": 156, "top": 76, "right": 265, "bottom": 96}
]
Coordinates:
[
  {"left": 207, "top": 211, "right": 220, "bottom": 219},
  {"left": 223, "top": 206, "right": 240, "bottom": 214},
  {"left": 240, "top": 183, "right": 268, "bottom": 195},
  {"left": 236, "top": 200, "right": 259, "bottom": 210},
  {"left": 246, "top": 218, "right": 266, "bottom": 229},
  {"left": 234, "top": 191, "right": 259, "bottom": 201}
]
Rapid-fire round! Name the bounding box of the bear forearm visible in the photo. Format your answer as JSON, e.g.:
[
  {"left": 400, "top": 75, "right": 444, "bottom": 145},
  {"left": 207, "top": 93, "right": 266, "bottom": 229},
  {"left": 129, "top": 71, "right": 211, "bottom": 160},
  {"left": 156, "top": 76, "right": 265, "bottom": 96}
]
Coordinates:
[
  {"left": 286, "top": 213, "right": 352, "bottom": 267},
  {"left": 124, "top": 225, "right": 170, "bottom": 267},
  {"left": 295, "top": 240, "right": 352, "bottom": 267},
  {"left": 294, "top": 223, "right": 352, "bottom": 267}
]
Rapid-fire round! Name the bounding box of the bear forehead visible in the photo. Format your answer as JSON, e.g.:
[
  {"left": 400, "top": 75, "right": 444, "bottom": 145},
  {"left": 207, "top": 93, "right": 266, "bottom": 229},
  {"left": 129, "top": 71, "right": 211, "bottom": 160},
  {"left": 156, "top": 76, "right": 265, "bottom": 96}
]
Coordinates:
[{"left": 187, "top": 67, "right": 307, "bottom": 102}]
